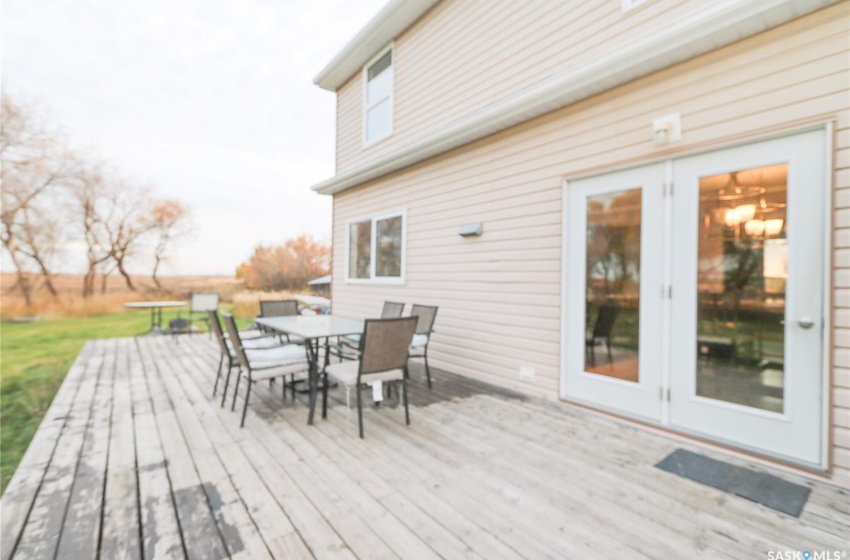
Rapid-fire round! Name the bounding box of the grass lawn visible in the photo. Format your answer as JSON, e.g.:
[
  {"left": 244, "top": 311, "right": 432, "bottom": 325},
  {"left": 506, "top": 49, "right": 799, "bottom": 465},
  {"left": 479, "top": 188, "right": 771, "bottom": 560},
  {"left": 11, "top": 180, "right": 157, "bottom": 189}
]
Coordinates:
[
  {"left": 0, "top": 312, "right": 153, "bottom": 493},
  {"left": 0, "top": 307, "right": 259, "bottom": 494}
]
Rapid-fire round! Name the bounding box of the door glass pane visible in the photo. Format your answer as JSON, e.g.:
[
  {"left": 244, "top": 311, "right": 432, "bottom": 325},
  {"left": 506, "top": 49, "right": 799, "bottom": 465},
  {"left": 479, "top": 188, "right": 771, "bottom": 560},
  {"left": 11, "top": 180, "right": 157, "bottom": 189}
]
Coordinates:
[
  {"left": 585, "top": 188, "right": 641, "bottom": 382},
  {"left": 696, "top": 163, "right": 787, "bottom": 413},
  {"left": 375, "top": 215, "right": 402, "bottom": 277},
  {"left": 348, "top": 220, "right": 371, "bottom": 279}
]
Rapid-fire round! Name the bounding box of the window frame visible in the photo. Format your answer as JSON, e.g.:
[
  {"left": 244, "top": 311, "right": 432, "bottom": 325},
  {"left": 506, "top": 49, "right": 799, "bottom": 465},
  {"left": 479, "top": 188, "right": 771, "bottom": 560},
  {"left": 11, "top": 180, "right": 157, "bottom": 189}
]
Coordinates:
[
  {"left": 361, "top": 43, "right": 394, "bottom": 148},
  {"left": 344, "top": 208, "right": 406, "bottom": 285}
]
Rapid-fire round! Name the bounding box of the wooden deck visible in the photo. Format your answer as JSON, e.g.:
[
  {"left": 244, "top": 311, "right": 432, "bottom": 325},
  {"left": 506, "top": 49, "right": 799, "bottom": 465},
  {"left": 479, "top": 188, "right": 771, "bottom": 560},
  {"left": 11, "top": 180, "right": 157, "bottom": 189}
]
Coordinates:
[{"left": 1, "top": 336, "right": 848, "bottom": 560}]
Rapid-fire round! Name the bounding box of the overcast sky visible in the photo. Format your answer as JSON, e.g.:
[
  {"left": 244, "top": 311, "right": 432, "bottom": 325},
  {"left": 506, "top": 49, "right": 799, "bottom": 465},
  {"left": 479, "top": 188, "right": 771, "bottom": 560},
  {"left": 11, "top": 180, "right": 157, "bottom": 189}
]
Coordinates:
[{"left": 2, "top": 0, "right": 387, "bottom": 276}]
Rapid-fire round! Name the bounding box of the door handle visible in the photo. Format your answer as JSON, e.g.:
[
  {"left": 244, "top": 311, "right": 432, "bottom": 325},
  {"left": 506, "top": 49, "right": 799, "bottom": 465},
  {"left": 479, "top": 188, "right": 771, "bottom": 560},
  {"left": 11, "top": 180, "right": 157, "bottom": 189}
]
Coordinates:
[{"left": 797, "top": 317, "right": 815, "bottom": 329}]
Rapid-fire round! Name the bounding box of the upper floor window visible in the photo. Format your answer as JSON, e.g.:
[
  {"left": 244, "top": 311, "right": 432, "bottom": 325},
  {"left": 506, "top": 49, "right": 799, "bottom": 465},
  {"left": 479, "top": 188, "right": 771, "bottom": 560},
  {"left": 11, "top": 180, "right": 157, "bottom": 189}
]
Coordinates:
[
  {"left": 346, "top": 209, "right": 405, "bottom": 284},
  {"left": 363, "top": 46, "right": 393, "bottom": 146}
]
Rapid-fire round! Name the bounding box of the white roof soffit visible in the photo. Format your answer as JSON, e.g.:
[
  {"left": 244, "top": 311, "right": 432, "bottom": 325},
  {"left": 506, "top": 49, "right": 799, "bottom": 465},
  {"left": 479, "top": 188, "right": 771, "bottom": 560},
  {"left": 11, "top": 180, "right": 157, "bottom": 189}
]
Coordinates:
[
  {"left": 313, "top": 0, "right": 440, "bottom": 91},
  {"left": 312, "top": 0, "right": 837, "bottom": 196}
]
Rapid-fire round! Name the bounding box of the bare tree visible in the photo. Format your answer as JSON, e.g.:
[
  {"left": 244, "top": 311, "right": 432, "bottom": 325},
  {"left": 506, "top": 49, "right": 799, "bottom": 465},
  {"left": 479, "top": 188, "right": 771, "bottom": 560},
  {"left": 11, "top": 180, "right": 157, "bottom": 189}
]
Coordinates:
[
  {"left": 72, "top": 165, "right": 107, "bottom": 297},
  {"left": 147, "top": 200, "right": 192, "bottom": 290},
  {"left": 15, "top": 204, "right": 63, "bottom": 297},
  {"left": 71, "top": 167, "right": 153, "bottom": 295},
  {"left": 1, "top": 95, "right": 75, "bottom": 306},
  {"left": 102, "top": 179, "right": 154, "bottom": 291}
]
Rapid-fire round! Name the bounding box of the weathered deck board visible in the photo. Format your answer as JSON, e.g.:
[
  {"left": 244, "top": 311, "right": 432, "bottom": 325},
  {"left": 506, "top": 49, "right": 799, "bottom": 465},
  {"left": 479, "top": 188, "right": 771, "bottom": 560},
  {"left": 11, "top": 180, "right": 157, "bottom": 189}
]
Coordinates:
[
  {"left": 54, "top": 337, "right": 114, "bottom": 559},
  {"left": 141, "top": 340, "right": 230, "bottom": 560},
  {"left": 0, "top": 342, "right": 97, "bottom": 560},
  {"left": 1, "top": 335, "right": 848, "bottom": 559},
  {"left": 133, "top": 337, "right": 186, "bottom": 560},
  {"left": 12, "top": 340, "right": 106, "bottom": 559},
  {"left": 101, "top": 338, "right": 143, "bottom": 560}
]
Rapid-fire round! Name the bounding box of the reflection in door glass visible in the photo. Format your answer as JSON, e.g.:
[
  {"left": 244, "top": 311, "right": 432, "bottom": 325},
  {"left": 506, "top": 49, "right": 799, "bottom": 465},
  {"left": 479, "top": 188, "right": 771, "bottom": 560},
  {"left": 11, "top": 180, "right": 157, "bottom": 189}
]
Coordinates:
[
  {"left": 696, "top": 163, "right": 787, "bottom": 413},
  {"left": 585, "top": 188, "right": 641, "bottom": 382}
]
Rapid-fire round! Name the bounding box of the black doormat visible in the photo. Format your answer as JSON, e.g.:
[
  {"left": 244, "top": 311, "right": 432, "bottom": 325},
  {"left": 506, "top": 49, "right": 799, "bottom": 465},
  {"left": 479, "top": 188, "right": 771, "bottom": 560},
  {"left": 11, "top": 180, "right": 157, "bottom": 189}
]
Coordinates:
[{"left": 656, "top": 449, "right": 811, "bottom": 517}]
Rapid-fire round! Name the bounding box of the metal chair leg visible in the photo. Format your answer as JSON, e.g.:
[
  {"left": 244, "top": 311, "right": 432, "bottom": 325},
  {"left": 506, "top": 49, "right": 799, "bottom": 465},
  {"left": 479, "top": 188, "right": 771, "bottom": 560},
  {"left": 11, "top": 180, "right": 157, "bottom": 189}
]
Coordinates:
[
  {"left": 402, "top": 375, "right": 410, "bottom": 426},
  {"left": 220, "top": 362, "right": 234, "bottom": 407},
  {"left": 241, "top": 377, "right": 251, "bottom": 427},
  {"left": 322, "top": 369, "right": 329, "bottom": 419},
  {"left": 424, "top": 348, "right": 432, "bottom": 389},
  {"left": 357, "top": 385, "right": 364, "bottom": 438},
  {"left": 231, "top": 370, "right": 241, "bottom": 411},
  {"left": 213, "top": 354, "right": 224, "bottom": 397}
]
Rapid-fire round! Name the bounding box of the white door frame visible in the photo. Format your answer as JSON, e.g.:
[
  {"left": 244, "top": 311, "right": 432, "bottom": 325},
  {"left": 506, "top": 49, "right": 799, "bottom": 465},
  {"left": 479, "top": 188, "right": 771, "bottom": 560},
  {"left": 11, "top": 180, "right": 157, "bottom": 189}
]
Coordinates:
[
  {"left": 562, "top": 163, "right": 666, "bottom": 422},
  {"left": 559, "top": 124, "right": 832, "bottom": 470},
  {"left": 669, "top": 129, "right": 826, "bottom": 467}
]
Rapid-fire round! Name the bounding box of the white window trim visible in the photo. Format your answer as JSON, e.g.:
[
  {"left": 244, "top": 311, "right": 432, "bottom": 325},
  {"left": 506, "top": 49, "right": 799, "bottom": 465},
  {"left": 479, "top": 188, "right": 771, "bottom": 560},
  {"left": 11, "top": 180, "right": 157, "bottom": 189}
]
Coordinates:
[
  {"left": 344, "top": 208, "right": 406, "bottom": 285},
  {"left": 362, "top": 43, "right": 394, "bottom": 149}
]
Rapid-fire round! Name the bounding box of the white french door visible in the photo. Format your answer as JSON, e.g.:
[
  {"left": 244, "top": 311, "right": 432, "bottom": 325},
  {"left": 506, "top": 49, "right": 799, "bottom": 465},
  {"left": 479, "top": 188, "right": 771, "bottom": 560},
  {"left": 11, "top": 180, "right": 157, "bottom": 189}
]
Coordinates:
[
  {"left": 669, "top": 130, "right": 826, "bottom": 466},
  {"left": 562, "top": 129, "right": 826, "bottom": 467},
  {"left": 563, "top": 163, "right": 665, "bottom": 422}
]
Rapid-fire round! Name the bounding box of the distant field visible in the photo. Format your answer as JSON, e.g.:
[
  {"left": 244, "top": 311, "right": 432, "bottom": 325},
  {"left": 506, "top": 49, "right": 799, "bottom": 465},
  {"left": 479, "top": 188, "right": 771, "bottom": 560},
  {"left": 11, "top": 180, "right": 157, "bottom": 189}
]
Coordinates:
[
  {"left": 0, "top": 274, "right": 283, "bottom": 494},
  {"left": 0, "top": 273, "right": 245, "bottom": 319}
]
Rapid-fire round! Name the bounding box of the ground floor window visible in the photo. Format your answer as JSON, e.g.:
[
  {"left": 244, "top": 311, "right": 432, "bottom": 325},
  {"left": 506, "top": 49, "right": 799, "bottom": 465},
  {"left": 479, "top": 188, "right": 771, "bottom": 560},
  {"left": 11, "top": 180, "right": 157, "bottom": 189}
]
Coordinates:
[{"left": 345, "top": 209, "right": 406, "bottom": 283}]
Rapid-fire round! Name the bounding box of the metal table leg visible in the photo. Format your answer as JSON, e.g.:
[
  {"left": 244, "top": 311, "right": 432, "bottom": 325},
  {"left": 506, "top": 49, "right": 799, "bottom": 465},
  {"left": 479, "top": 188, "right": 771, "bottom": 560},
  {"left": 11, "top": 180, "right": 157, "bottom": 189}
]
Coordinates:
[{"left": 307, "top": 338, "right": 319, "bottom": 425}]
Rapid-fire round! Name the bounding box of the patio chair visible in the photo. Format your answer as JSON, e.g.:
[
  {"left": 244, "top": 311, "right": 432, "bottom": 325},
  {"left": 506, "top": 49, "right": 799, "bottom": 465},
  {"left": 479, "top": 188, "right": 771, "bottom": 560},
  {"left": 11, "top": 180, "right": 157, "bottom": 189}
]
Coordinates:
[
  {"left": 338, "top": 301, "right": 405, "bottom": 352},
  {"left": 586, "top": 304, "right": 620, "bottom": 367},
  {"left": 258, "top": 299, "right": 304, "bottom": 344},
  {"left": 408, "top": 304, "right": 438, "bottom": 389},
  {"left": 323, "top": 316, "right": 418, "bottom": 438},
  {"left": 185, "top": 293, "right": 220, "bottom": 337},
  {"left": 221, "top": 313, "right": 309, "bottom": 427},
  {"left": 209, "top": 310, "right": 298, "bottom": 407}
]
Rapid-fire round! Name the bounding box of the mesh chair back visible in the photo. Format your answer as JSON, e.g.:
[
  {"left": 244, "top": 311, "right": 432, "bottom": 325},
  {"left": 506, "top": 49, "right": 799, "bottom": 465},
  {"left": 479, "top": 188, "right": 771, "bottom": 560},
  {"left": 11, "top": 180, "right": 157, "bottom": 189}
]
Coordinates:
[
  {"left": 208, "top": 311, "right": 229, "bottom": 355},
  {"left": 260, "top": 299, "right": 299, "bottom": 318},
  {"left": 409, "top": 304, "right": 438, "bottom": 335},
  {"left": 222, "top": 313, "right": 250, "bottom": 369},
  {"left": 191, "top": 293, "right": 220, "bottom": 313},
  {"left": 592, "top": 304, "right": 620, "bottom": 338},
  {"left": 381, "top": 301, "right": 405, "bottom": 318},
  {"left": 359, "top": 317, "right": 418, "bottom": 375}
]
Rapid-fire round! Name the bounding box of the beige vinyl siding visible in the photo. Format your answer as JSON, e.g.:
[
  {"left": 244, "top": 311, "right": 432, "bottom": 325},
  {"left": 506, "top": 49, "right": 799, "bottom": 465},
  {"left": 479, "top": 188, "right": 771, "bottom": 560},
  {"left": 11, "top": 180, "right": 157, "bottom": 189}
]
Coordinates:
[
  {"left": 335, "top": 0, "right": 741, "bottom": 173},
  {"left": 331, "top": 3, "right": 850, "bottom": 486}
]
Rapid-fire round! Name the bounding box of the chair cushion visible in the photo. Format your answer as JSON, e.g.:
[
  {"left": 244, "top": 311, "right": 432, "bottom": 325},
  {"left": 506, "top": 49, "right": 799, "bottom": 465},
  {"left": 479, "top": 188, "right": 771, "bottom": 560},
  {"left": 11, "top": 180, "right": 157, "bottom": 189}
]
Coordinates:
[
  {"left": 250, "top": 362, "right": 308, "bottom": 381},
  {"left": 324, "top": 361, "right": 404, "bottom": 387},
  {"left": 225, "top": 336, "right": 281, "bottom": 354},
  {"left": 243, "top": 336, "right": 285, "bottom": 350},
  {"left": 248, "top": 344, "right": 308, "bottom": 367},
  {"left": 411, "top": 334, "right": 429, "bottom": 348}
]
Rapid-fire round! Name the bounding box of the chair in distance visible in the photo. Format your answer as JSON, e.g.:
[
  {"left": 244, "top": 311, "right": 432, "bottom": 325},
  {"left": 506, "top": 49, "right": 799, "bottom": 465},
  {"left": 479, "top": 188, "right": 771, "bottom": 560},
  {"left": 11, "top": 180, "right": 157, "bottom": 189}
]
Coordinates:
[
  {"left": 408, "top": 304, "right": 439, "bottom": 388},
  {"left": 323, "top": 316, "right": 418, "bottom": 438},
  {"left": 586, "top": 303, "right": 620, "bottom": 367},
  {"left": 187, "top": 293, "right": 220, "bottom": 336},
  {"left": 221, "top": 313, "right": 309, "bottom": 427}
]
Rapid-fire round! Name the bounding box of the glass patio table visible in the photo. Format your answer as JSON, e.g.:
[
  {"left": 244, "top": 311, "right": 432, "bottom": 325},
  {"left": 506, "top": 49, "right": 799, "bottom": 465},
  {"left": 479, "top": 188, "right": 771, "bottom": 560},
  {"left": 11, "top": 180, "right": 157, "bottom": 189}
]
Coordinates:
[
  {"left": 254, "top": 315, "right": 364, "bottom": 425},
  {"left": 125, "top": 301, "right": 185, "bottom": 337}
]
